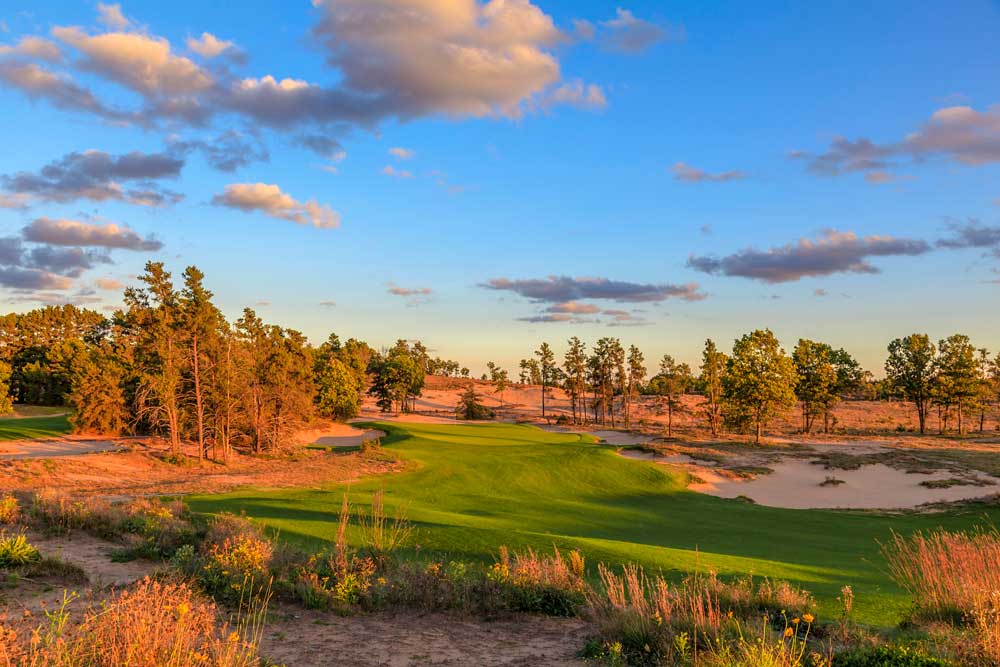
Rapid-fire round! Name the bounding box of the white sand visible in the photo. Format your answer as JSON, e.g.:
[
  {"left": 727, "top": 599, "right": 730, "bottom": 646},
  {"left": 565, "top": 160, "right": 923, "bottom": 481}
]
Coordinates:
[
  {"left": 538, "top": 425, "right": 655, "bottom": 446},
  {"left": 691, "top": 460, "right": 998, "bottom": 509}
]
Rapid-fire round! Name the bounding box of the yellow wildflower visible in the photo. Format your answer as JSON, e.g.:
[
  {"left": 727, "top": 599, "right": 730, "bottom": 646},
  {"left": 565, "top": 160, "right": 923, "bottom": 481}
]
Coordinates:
[
  {"left": 783, "top": 627, "right": 794, "bottom": 638},
  {"left": 803, "top": 613, "right": 815, "bottom": 623}
]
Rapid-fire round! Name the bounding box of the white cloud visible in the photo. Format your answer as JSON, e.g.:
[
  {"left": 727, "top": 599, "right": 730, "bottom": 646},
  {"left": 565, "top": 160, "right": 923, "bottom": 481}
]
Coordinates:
[{"left": 212, "top": 182, "right": 340, "bottom": 228}]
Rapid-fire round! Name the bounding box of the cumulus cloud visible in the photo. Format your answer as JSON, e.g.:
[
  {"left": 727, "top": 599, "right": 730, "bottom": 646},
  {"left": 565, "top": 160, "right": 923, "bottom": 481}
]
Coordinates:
[
  {"left": 0, "top": 61, "right": 136, "bottom": 123},
  {"left": 387, "top": 283, "right": 432, "bottom": 297},
  {"left": 26, "top": 245, "right": 110, "bottom": 277},
  {"left": 0, "top": 234, "right": 97, "bottom": 288},
  {"left": 296, "top": 135, "right": 347, "bottom": 160},
  {"left": 186, "top": 32, "right": 241, "bottom": 60},
  {"left": 687, "top": 229, "right": 932, "bottom": 283},
  {"left": 96, "top": 3, "right": 130, "bottom": 30},
  {"left": 794, "top": 104, "right": 1000, "bottom": 177},
  {"left": 389, "top": 147, "right": 414, "bottom": 160},
  {"left": 0, "top": 36, "right": 62, "bottom": 61},
  {"left": 547, "top": 301, "right": 600, "bottom": 314},
  {"left": 483, "top": 275, "right": 706, "bottom": 303},
  {"left": 311, "top": 0, "right": 566, "bottom": 119},
  {"left": 170, "top": 131, "right": 269, "bottom": 172},
  {"left": 600, "top": 8, "right": 677, "bottom": 53},
  {"left": 96, "top": 276, "right": 124, "bottom": 290},
  {"left": 318, "top": 300, "right": 337, "bottom": 307},
  {"left": 23, "top": 217, "right": 163, "bottom": 251},
  {"left": 2, "top": 148, "right": 183, "bottom": 205},
  {"left": 53, "top": 26, "right": 213, "bottom": 98},
  {"left": 381, "top": 165, "right": 413, "bottom": 179},
  {"left": 936, "top": 219, "right": 1000, "bottom": 256},
  {"left": 0, "top": 267, "right": 73, "bottom": 290},
  {"left": 542, "top": 79, "right": 606, "bottom": 110},
  {"left": 5, "top": 0, "right": 606, "bottom": 135},
  {"left": 671, "top": 162, "right": 746, "bottom": 183},
  {"left": 212, "top": 182, "right": 340, "bottom": 228},
  {"left": 0, "top": 193, "right": 30, "bottom": 209}
]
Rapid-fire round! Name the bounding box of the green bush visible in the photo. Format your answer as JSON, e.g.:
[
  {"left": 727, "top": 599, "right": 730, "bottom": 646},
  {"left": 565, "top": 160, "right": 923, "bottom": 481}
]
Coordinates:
[
  {"left": 835, "top": 645, "right": 954, "bottom": 667},
  {"left": 0, "top": 532, "right": 41, "bottom": 568}
]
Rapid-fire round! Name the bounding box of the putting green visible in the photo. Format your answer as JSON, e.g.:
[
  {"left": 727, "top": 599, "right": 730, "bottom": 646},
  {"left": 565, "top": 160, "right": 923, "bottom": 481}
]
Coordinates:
[{"left": 186, "top": 421, "right": 1000, "bottom": 626}]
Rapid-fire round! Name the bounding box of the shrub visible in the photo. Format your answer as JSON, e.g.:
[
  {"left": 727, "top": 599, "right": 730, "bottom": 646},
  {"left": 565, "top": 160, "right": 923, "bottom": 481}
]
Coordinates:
[
  {"left": 0, "top": 495, "right": 20, "bottom": 525},
  {"left": 197, "top": 515, "right": 273, "bottom": 603},
  {"left": 585, "top": 565, "right": 816, "bottom": 665},
  {"left": 834, "top": 645, "right": 954, "bottom": 667},
  {"left": 0, "top": 578, "right": 268, "bottom": 667},
  {"left": 489, "top": 545, "right": 587, "bottom": 616},
  {"left": 0, "top": 532, "right": 40, "bottom": 568}
]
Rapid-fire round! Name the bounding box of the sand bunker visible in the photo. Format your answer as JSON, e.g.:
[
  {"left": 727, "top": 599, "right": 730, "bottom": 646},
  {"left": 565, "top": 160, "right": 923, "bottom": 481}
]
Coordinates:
[
  {"left": 624, "top": 448, "right": 1000, "bottom": 509},
  {"left": 307, "top": 423, "right": 386, "bottom": 448},
  {"left": 354, "top": 413, "right": 461, "bottom": 425},
  {"left": 0, "top": 437, "right": 124, "bottom": 459},
  {"left": 539, "top": 426, "right": 655, "bottom": 446}
]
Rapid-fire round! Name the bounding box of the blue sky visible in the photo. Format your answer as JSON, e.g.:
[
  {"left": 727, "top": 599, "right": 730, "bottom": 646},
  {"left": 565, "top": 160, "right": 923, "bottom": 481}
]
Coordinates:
[{"left": 0, "top": 0, "right": 998, "bottom": 374}]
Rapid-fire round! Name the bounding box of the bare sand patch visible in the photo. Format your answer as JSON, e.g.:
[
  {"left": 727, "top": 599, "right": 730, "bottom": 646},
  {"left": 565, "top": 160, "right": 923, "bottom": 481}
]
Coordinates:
[
  {"left": 262, "top": 605, "right": 588, "bottom": 667},
  {"left": 0, "top": 436, "right": 126, "bottom": 459},
  {"left": 689, "top": 459, "right": 999, "bottom": 509},
  {"left": 302, "top": 423, "right": 387, "bottom": 448},
  {"left": 356, "top": 413, "right": 462, "bottom": 425}
]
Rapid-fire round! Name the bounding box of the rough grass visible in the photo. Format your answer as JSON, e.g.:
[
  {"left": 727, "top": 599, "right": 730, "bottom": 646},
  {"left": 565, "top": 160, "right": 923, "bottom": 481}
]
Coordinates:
[
  {"left": 0, "top": 414, "right": 71, "bottom": 441},
  {"left": 185, "top": 421, "right": 1000, "bottom": 627}
]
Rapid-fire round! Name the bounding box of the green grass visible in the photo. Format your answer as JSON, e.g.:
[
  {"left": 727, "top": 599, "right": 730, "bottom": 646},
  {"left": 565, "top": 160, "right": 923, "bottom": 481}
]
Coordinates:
[
  {"left": 186, "top": 421, "right": 1000, "bottom": 626},
  {"left": 0, "top": 414, "right": 71, "bottom": 440}
]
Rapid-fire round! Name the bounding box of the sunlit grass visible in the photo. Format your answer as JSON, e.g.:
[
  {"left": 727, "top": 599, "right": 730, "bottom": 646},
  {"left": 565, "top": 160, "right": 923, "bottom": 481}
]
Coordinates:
[{"left": 186, "top": 421, "right": 1000, "bottom": 627}]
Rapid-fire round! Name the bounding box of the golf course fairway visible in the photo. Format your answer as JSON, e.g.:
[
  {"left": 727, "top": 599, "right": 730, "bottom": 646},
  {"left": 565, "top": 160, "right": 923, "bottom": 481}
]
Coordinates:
[{"left": 186, "top": 421, "right": 1000, "bottom": 626}]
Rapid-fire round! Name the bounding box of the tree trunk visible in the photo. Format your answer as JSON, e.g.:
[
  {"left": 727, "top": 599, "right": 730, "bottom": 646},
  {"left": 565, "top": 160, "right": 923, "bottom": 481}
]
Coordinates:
[
  {"left": 192, "top": 334, "right": 205, "bottom": 461},
  {"left": 667, "top": 400, "right": 673, "bottom": 438}
]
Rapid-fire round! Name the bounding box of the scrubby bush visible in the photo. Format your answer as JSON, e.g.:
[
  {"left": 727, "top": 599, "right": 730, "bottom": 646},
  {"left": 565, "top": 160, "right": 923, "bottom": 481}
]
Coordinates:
[
  {"left": 0, "top": 578, "right": 267, "bottom": 667},
  {"left": 834, "top": 645, "right": 954, "bottom": 667},
  {"left": 0, "top": 494, "right": 20, "bottom": 525},
  {"left": 585, "top": 565, "right": 816, "bottom": 666}
]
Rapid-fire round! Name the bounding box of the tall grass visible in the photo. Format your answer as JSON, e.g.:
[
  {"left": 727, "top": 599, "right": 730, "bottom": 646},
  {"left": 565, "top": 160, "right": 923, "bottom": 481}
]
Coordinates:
[
  {"left": 0, "top": 578, "right": 268, "bottom": 667},
  {"left": 881, "top": 528, "right": 1000, "bottom": 620},
  {"left": 585, "top": 564, "right": 816, "bottom": 666}
]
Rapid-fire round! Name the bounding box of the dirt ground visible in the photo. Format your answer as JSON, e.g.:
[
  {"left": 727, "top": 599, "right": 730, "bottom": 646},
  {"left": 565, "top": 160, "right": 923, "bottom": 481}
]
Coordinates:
[
  {"left": 263, "top": 606, "right": 588, "bottom": 667},
  {"left": 0, "top": 437, "right": 401, "bottom": 496},
  {"left": 0, "top": 531, "right": 588, "bottom": 667}
]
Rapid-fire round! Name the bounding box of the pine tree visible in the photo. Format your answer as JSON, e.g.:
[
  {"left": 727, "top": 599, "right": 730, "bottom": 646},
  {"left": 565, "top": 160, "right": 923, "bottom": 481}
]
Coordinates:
[{"left": 699, "top": 339, "right": 727, "bottom": 436}]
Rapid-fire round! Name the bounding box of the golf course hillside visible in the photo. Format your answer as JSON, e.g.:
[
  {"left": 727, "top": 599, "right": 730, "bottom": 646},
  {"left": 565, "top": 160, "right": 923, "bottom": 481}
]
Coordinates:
[{"left": 187, "top": 421, "right": 1000, "bottom": 627}]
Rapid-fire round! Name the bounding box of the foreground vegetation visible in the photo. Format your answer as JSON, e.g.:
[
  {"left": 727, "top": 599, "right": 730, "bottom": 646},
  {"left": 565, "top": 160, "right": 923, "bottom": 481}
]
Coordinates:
[
  {"left": 186, "top": 421, "right": 1000, "bottom": 627},
  {"left": 6, "top": 485, "right": 1000, "bottom": 666}
]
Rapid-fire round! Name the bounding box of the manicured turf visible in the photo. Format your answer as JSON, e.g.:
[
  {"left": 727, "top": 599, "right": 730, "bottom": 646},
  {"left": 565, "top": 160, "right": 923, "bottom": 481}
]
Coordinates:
[
  {"left": 186, "top": 421, "right": 1000, "bottom": 626},
  {"left": 0, "top": 414, "right": 71, "bottom": 440}
]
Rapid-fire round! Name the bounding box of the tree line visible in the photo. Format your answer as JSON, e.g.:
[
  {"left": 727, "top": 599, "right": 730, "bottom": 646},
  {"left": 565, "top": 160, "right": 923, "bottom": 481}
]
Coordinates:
[
  {"left": 491, "top": 330, "right": 998, "bottom": 443},
  {"left": 0, "top": 266, "right": 995, "bottom": 450},
  {"left": 0, "top": 263, "right": 430, "bottom": 461}
]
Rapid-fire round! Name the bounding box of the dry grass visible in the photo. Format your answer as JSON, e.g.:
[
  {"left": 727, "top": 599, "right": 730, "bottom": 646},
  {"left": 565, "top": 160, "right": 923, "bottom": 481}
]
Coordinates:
[
  {"left": 0, "top": 578, "right": 268, "bottom": 667},
  {"left": 881, "top": 528, "right": 1000, "bottom": 620},
  {"left": 585, "top": 565, "right": 816, "bottom": 665}
]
